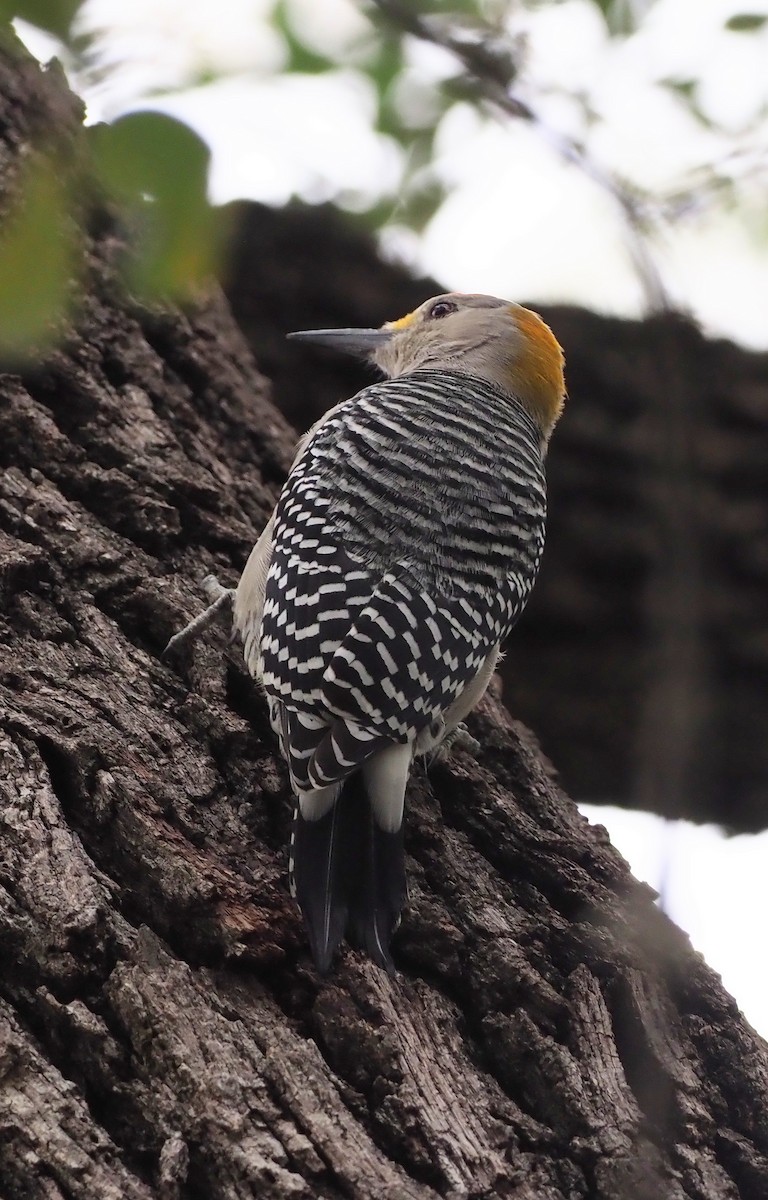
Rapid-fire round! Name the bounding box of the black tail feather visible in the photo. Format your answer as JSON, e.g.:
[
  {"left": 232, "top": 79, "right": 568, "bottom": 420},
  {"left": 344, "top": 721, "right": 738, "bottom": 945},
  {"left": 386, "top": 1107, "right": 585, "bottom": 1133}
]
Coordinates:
[
  {"left": 291, "top": 799, "right": 348, "bottom": 973},
  {"left": 291, "top": 773, "right": 406, "bottom": 973},
  {"left": 346, "top": 810, "right": 405, "bottom": 975}
]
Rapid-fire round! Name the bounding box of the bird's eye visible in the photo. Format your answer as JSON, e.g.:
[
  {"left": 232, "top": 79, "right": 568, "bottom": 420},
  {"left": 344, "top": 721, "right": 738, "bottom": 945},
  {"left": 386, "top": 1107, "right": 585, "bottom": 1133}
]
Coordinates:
[{"left": 429, "top": 300, "right": 457, "bottom": 320}]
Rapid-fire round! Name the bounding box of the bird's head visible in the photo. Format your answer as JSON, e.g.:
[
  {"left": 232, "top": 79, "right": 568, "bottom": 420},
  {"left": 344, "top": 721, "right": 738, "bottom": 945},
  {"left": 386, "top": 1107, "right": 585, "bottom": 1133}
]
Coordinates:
[{"left": 288, "top": 292, "right": 566, "bottom": 443}]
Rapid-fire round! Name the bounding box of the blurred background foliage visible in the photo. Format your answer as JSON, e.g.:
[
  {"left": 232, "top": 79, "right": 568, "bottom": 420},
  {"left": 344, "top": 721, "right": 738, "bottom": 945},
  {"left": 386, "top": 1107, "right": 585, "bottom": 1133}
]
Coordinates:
[{"left": 0, "top": 0, "right": 766, "bottom": 359}]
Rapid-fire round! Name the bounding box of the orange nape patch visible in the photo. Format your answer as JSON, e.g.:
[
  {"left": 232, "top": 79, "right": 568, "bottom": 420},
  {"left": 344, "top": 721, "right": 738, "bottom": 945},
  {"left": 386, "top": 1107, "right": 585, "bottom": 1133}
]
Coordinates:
[
  {"left": 385, "top": 308, "right": 419, "bottom": 331},
  {"left": 507, "top": 304, "right": 566, "bottom": 431}
]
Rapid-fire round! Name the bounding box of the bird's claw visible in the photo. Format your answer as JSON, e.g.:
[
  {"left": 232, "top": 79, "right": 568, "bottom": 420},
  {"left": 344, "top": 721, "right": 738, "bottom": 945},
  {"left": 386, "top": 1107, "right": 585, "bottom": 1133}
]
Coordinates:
[
  {"left": 428, "top": 722, "right": 481, "bottom": 767},
  {"left": 162, "top": 574, "right": 235, "bottom": 657}
]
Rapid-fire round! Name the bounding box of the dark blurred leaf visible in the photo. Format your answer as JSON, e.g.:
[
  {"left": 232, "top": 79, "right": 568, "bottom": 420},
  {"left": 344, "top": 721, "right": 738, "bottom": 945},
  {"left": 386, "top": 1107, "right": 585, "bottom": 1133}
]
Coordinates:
[
  {"left": 343, "top": 173, "right": 445, "bottom": 233},
  {"left": 367, "top": 35, "right": 406, "bottom": 96},
  {"left": 368, "top": 36, "right": 410, "bottom": 141},
  {"left": 345, "top": 197, "right": 399, "bottom": 233},
  {"left": 370, "top": 0, "right": 482, "bottom": 18},
  {"left": 271, "top": 0, "right": 335, "bottom": 74},
  {"left": 0, "top": 154, "right": 77, "bottom": 360},
  {"left": 401, "top": 128, "right": 437, "bottom": 172},
  {"left": 662, "top": 77, "right": 696, "bottom": 98},
  {"left": 89, "top": 112, "right": 219, "bottom": 300},
  {"left": 2, "top": 0, "right": 81, "bottom": 40},
  {"left": 397, "top": 177, "right": 445, "bottom": 231},
  {"left": 409, "top": 0, "right": 481, "bottom": 12},
  {"left": 659, "top": 78, "right": 716, "bottom": 129},
  {"left": 590, "top": 0, "right": 642, "bottom": 37},
  {"left": 442, "top": 71, "right": 486, "bottom": 103},
  {"left": 725, "top": 13, "right": 768, "bottom": 31}
]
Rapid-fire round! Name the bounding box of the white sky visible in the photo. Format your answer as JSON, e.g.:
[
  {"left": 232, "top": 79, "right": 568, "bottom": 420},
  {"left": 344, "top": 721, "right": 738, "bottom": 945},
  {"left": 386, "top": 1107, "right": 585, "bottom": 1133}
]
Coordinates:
[
  {"left": 579, "top": 806, "right": 768, "bottom": 1039},
  {"left": 16, "top": 0, "right": 768, "bottom": 1037}
]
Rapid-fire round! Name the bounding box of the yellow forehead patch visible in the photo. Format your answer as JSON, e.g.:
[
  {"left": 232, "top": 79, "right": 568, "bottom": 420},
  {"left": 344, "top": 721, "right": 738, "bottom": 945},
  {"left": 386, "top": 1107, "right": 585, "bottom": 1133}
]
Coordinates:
[{"left": 386, "top": 308, "right": 419, "bottom": 331}]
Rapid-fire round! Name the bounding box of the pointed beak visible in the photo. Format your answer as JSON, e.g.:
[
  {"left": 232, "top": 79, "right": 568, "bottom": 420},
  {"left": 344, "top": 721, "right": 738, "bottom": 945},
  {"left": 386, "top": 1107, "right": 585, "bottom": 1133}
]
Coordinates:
[{"left": 286, "top": 327, "right": 393, "bottom": 358}]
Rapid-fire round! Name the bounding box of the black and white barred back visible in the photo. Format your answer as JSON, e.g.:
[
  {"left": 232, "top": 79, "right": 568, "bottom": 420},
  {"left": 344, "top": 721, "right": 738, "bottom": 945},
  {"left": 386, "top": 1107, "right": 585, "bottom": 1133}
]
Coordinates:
[{"left": 260, "top": 369, "right": 547, "bottom": 796}]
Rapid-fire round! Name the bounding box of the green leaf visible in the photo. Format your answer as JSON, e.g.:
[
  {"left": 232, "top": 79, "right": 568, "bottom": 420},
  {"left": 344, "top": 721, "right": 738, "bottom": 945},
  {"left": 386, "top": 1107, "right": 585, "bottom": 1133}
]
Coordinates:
[
  {"left": 590, "top": 0, "right": 642, "bottom": 37},
  {"left": 89, "top": 112, "right": 219, "bottom": 300},
  {"left": 397, "top": 178, "right": 445, "bottom": 232},
  {"left": 367, "top": 35, "right": 405, "bottom": 97},
  {"left": 725, "top": 13, "right": 768, "bottom": 32},
  {"left": 271, "top": 0, "right": 335, "bottom": 74},
  {"left": 2, "top": 0, "right": 82, "bottom": 41},
  {"left": 0, "top": 155, "right": 77, "bottom": 361},
  {"left": 404, "top": 0, "right": 481, "bottom": 12},
  {"left": 659, "top": 77, "right": 716, "bottom": 129}
]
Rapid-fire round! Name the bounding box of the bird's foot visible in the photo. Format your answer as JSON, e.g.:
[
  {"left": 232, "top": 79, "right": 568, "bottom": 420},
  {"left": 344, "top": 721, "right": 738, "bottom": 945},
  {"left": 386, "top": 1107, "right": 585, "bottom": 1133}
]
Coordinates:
[
  {"left": 427, "top": 722, "right": 481, "bottom": 768},
  {"left": 162, "top": 574, "right": 235, "bottom": 657}
]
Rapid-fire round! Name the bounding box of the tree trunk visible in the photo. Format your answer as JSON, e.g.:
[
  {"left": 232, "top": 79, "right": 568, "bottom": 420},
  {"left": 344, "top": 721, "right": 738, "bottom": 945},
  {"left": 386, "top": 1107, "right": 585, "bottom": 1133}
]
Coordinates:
[{"left": 1, "top": 37, "right": 767, "bottom": 1200}]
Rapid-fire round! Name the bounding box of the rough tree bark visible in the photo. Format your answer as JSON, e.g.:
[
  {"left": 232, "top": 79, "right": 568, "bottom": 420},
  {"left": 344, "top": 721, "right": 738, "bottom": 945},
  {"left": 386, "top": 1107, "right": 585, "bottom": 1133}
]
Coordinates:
[{"left": 1, "top": 38, "right": 768, "bottom": 1200}]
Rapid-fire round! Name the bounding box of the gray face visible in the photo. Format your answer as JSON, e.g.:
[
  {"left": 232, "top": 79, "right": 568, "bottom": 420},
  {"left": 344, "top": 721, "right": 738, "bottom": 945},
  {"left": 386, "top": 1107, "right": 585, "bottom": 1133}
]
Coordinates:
[
  {"left": 286, "top": 294, "right": 512, "bottom": 360},
  {"left": 286, "top": 292, "right": 563, "bottom": 448},
  {"left": 414, "top": 293, "right": 508, "bottom": 317}
]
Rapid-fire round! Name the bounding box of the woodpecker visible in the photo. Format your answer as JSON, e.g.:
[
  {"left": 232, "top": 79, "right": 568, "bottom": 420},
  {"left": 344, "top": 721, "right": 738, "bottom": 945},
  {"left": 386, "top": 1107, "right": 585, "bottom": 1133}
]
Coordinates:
[{"left": 233, "top": 292, "right": 565, "bottom": 973}]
